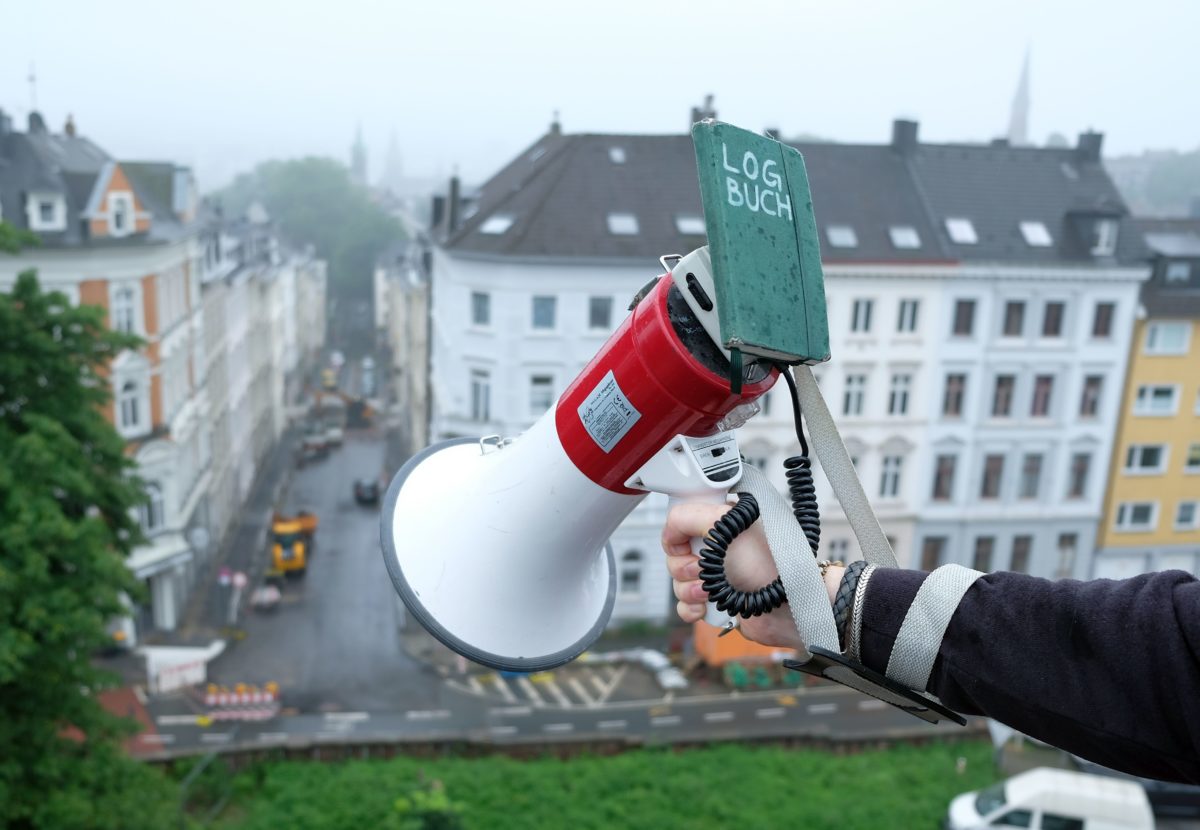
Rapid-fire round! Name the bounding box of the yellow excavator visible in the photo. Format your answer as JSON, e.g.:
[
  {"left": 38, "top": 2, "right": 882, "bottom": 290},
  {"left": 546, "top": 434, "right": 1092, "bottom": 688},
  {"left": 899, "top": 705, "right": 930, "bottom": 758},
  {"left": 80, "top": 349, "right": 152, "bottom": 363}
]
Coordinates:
[{"left": 269, "top": 511, "right": 318, "bottom": 577}]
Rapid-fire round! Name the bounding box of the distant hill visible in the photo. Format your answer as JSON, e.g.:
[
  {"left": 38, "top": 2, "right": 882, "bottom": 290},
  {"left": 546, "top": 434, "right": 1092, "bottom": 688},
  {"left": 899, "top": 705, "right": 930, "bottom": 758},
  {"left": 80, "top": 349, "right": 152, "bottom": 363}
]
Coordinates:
[{"left": 1107, "top": 147, "right": 1200, "bottom": 217}]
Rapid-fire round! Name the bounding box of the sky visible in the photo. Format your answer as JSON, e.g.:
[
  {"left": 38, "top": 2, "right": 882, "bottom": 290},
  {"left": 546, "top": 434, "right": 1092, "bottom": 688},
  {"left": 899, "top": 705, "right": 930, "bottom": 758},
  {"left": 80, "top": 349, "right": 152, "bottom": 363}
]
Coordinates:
[{"left": 2, "top": 0, "right": 1198, "bottom": 192}]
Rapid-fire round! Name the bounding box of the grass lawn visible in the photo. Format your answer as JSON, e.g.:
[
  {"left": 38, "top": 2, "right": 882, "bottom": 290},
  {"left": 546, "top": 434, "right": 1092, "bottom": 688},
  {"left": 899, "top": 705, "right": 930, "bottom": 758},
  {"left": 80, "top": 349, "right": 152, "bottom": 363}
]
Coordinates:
[{"left": 208, "top": 739, "right": 998, "bottom": 829}]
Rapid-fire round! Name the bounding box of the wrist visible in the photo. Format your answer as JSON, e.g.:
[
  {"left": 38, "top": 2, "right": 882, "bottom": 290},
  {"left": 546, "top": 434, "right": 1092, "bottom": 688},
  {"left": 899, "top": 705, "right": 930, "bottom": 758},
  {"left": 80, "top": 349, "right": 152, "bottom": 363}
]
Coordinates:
[{"left": 823, "top": 565, "right": 845, "bottom": 606}]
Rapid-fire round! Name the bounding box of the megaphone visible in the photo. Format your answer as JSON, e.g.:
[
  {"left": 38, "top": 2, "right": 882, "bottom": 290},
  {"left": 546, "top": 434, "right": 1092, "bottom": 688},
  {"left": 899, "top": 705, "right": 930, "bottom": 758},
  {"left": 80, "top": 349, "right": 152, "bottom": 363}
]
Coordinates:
[
  {"left": 381, "top": 121, "right": 830, "bottom": 672},
  {"left": 380, "top": 250, "right": 776, "bottom": 671}
]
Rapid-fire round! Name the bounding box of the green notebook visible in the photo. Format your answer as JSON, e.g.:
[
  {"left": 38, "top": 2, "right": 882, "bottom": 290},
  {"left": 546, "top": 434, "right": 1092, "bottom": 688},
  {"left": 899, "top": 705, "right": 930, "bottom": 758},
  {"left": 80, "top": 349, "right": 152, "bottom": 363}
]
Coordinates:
[{"left": 692, "top": 121, "right": 830, "bottom": 365}]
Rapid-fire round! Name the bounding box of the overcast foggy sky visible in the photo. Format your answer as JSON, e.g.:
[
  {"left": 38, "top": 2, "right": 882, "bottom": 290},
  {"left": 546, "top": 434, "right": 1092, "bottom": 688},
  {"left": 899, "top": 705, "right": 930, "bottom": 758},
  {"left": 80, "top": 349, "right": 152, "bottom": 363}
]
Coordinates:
[{"left": 3, "top": 0, "right": 1198, "bottom": 192}]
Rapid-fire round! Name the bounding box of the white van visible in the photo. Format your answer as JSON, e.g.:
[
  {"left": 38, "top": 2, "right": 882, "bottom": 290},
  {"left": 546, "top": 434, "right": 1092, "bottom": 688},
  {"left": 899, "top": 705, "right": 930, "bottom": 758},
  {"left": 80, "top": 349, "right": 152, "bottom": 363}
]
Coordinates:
[{"left": 946, "top": 767, "right": 1153, "bottom": 829}]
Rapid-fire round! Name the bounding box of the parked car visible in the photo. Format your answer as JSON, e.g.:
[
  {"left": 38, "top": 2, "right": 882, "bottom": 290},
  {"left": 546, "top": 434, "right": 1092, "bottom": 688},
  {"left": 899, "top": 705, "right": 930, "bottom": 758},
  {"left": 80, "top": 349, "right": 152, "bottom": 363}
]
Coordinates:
[
  {"left": 946, "top": 768, "right": 1153, "bottom": 830},
  {"left": 353, "top": 478, "right": 380, "bottom": 505},
  {"left": 1072, "top": 755, "right": 1200, "bottom": 819}
]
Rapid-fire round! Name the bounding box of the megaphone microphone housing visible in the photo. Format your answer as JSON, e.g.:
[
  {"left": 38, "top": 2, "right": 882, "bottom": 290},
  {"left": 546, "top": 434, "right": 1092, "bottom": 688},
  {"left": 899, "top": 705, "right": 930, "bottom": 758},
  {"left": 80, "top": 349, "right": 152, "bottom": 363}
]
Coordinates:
[{"left": 381, "top": 268, "right": 776, "bottom": 672}]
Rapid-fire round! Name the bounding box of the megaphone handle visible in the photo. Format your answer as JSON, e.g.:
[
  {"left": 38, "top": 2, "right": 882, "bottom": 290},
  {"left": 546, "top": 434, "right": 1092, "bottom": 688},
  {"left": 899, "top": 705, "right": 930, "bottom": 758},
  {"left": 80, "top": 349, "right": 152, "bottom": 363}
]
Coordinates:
[{"left": 666, "top": 491, "right": 738, "bottom": 632}]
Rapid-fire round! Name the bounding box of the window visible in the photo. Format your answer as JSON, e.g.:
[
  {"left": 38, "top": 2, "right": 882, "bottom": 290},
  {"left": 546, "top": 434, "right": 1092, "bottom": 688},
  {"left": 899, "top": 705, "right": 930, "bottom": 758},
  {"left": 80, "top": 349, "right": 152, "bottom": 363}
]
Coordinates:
[
  {"left": 108, "top": 192, "right": 133, "bottom": 236},
  {"left": 609, "top": 147, "right": 626, "bottom": 164},
  {"left": 1067, "top": 452, "right": 1091, "bottom": 499},
  {"left": 1010, "top": 535, "right": 1032, "bottom": 573},
  {"left": 140, "top": 482, "right": 164, "bottom": 533},
  {"left": 945, "top": 217, "right": 978, "bottom": 244},
  {"left": 1079, "top": 375, "right": 1103, "bottom": 417},
  {"left": 879, "top": 455, "right": 903, "bottom": 498},
  {"left": 889, "top": 226, "right": 920, "bottom": 249},
  {"left": 1115, "top": 501, "right": 1157, "bottom": 531},
  {"left": 843, "top": 374, "right": 866, "bottom": 416},
  {"left": 981, "top": 454, "right": 1005, "bottom": 499},
  {"left": 1019, "top": 221, "right": 1053, "bottom": 247},
  {"left": 952, "top": 300, "right": 976, "bottom": 336},
  {"left": 1019, "top": 454, "right": 1042, "bottom": 499},
  {"left": 1176, "top": 501, "right": 1199, "bottom": 530},
  {"left": 920, "top": 537, "right": 946, "bottom": 571},
  {"left": 478, "top": 214, "right": 514, "bottom": 234},
  {"left": 1134, "top": 384, "right": 1178, "bottom": 415},
  {"left": 620, "top": 550, "right": 641, "bottom": 594},
  {"left": 943, "top": 373, "right": 966, "bottom": 417},
  {"left": 1056, "top": 533, "right": 1078, "bottom": 579},
  {"left": 529, "top": 374, "right": 554, "bottom": 415},
  {"left": 992, "top": 375, "right": 1015, "bottom": 417},
  {"left": 1091, "top": 218, "right": 1119, "bottom": 256},
  {"left": 119, "top": 380, "right": 140, "bottom": 430},
  {"left": 888, "top": 373, "right": 911, "bottom": 416},
  {"left": 38, "top": 200, "right": 55, "bottom": 224},
  {"left": 1041, "top": 814, "right": 1084, "bottom": 830},
  {"left": 932, "top": 454, "right": 956, "bottom": 501},
  {"left": 1125, "top": 444, "right": 1167, "bottom": 474},
  {"left": 1031, "top": 375, "right": 1054, "bottom": 417},
  {"left": 588, "top": 296, "right": 613, "bottom": 329},
  {"left": 1002, "top": 301, "right": 1025, "bottom": 337},
  {"left": 827, "top": 539, "right": 849, "bottom": 560},
  {"left": 469, "top": 370, "right": 490, "bottom": 421},
  {"left": 1145, "top": 321, "right": 1190, "bottom": 355},
  {"left": 826, "top": 225, "right": 858, "bottom": 248},
  {"left": 973, "top": 537, "right": 995, "bottom": 572},
  {"left": 850, "top": 299, "right": 873, "bottom": 333},
  {"left": 897, "top": 299, "right": 919, "bottom": 332},
  {"left": 112, "top": 285, "right": 136, "bottom": 334},
  {"left": 992, "top": 808, "right": 1033, "bottom": 827},
  {"left": 470, "top": 291, "right": 490, "bottom": 326},
  {"left": 675, "top": 215, "right": 706, "bottom": 235},
  {"left": 1092, "top": 302, "right": 1115, "bottom": 337},
  {"left": 531, "top": 295, "right": 557, "bottom": 330},
  {"left": 1186, "top": 443, "right": 1200, "bottom": 473},
  {"left": 1042, "top": 301, "right": 1064, "bottom": 337},
  {"left": 606, "top": 213, "right": 639, "bottom": 235},
  {"left": 1166, "top": 262, "right": 1192, "bottom": 282}
]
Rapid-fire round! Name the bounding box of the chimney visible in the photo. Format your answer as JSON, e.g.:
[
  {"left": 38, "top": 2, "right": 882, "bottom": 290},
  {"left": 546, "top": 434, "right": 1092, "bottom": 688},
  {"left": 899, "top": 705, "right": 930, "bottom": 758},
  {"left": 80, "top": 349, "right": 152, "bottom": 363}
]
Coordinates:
[
  {"left": 431, "top": 194, "right": 445, "bottom": 230},
  {"left": 1075, "top": 130, "right": 1104, "bottom": 163},
  {"left": 549, "top": 110, "right": 562, "bottom": 136},
  {"left": 690, "top": 94, "right": 717, "bottom": 126},
  {"left": 447, "top": 175, "right": 461, "bottom": 234},
  {"left": 764, "top": 127, "right": 781, "bottom": 140},
  {"left": 28, "top": 111, "right": 47, "bottom": 133},
  {"left": 891, "top": 119, "right": 919, "bottom": 154},
  {"left": 64, "top": 114, "right": 76, "bottom": 137}
]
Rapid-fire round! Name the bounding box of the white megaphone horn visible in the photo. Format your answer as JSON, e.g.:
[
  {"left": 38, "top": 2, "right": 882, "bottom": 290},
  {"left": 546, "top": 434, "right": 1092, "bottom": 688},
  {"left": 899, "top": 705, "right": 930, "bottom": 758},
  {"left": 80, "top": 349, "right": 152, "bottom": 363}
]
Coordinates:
[{"left": 380, "top": 247, "right": 778, "bottom": 671}]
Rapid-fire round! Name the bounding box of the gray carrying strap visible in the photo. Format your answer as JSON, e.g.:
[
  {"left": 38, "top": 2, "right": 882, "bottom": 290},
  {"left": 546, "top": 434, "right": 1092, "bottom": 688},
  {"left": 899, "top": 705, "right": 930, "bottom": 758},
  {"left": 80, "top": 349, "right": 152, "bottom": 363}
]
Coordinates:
[
  {"left": 886, "top": 564, "right": 985, "bottom": 689},
  {"left": 735, "top": 464, "right": 839, "bottom": 657}
]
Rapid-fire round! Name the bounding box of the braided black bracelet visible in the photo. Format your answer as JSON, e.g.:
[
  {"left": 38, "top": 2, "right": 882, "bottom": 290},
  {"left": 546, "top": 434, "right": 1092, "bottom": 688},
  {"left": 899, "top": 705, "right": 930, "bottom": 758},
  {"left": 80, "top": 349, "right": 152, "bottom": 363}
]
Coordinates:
[{"left": 832, "top": 560, "right": 870, "bottom": 651}]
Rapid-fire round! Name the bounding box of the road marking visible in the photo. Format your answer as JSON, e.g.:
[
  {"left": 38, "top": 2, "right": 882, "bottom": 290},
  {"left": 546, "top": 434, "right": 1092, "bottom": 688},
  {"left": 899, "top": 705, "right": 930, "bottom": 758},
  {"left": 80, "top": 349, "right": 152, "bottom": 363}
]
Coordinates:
[
  {"left": 542, "top": 679, "right": 573, "bottom": 707},
  {"left": 585, "top": 670, "right": 608, "bottom": 697},
  {"left": 140, "top": 733, "right": 175, "bottom": 744},
  {"left": 704, "top": 711, "right": 735, "bottom": 723},
  {"left": 405, "top": 709, "right": 451, "bottom": 720},
  {"left": 568, "top": 677, "right": 597, "bottom": 706},
  {"left": 258, "top": 732, "right": 289, "bottom": 741},
  {"left": 200, "top": 732, "right": 233, "bottom": 744},
  {"left": 324, "top": 711, "right": 370, "bottom": 722},
  {"left": 516, "top": 676, "right": 546, "bottom": 707},
  {"left": 316, "top": 732, "right": 353, "bottom": 740},
  {"left": 807, "top": 703, "right": 838, "bottom": 715},
  {"left": 597, "top": 719, "right": 627, "bottom": 730},
  {"left": 601, "top": 665, "right": 627, "bottom": 700},
  {"left": 489, "top": 725, "right": 517, "bottom": 736},
  {"left": 494, "top": 678, "right": 518, "bottom": 704},
  {"left": 858, "top": 699, "right": 888, "bottom": 711},
  {"left": 756, "top": 707, "right": 786, "bottom": 719},
  {"left": 156, "top": 714, "right": 202, "bottom": 726},
  {"left": 543, "top": 723, "right": 574, "bottom": 733},
  {"left": 490, "top": 705, "right": 532, "bottom": 717},
  {"left": 651, "top": 715, "right": 682, "bottom": 727},
  {"left": 530, "top": 671, "right": 555, "bottom": 684},
  {"left": 467, "top": 676, "right": 484, "bottom": 695}
]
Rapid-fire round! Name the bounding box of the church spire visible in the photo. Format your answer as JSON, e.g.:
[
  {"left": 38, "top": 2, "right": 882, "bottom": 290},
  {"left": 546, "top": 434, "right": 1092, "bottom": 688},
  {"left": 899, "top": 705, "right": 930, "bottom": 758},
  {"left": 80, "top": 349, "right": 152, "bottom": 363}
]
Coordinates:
[{"left": 1007, "top": 50, "right": 1031, "bottom": 147}]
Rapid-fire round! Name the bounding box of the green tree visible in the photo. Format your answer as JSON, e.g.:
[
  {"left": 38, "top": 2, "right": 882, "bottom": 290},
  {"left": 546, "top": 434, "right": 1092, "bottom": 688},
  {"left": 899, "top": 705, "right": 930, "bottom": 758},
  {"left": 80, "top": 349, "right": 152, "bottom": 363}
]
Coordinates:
[
  {"left": 217, "top": 157, "right": 403, "bottom": 299},
  {"left": 0, "top": 220, "right": 39, "bottom": 254},
  {"left": 387, "top": 778, "right": 464, "bottom": 830},
  {"left": 0, "top": 269, "right": 176, "bottom": 828}
]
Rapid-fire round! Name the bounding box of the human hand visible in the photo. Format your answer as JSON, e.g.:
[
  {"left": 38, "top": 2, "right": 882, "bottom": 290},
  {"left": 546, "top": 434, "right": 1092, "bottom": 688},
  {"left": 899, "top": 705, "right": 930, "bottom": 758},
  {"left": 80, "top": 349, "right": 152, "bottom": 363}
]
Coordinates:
[{"left": 662, "top": 502, "right": 843, "bottom": 651}]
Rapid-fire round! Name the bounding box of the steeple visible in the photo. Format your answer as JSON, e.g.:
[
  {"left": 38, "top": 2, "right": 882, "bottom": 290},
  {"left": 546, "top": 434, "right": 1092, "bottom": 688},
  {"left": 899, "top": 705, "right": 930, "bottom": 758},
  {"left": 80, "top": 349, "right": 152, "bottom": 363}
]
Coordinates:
[
  {"left": 350, "top": 124, "right": 368, "bottom": 186},
  {"left": 1007, "top": 50, "right": 1031, "bottom": 147}
]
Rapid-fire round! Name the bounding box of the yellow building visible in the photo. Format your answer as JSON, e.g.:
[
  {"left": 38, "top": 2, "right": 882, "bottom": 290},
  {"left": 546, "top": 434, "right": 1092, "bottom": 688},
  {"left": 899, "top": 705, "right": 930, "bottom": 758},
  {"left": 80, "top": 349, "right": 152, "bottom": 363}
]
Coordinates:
[{"left": 1096, "top": 219, "right": 1200, "bottom": 578}]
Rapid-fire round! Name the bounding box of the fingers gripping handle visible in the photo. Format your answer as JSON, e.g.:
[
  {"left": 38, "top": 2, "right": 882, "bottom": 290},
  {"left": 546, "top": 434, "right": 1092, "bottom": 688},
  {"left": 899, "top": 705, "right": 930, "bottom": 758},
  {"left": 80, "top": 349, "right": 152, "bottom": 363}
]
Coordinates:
[{"left": 666, "top": 491, "right": 739, "bottom": 632}]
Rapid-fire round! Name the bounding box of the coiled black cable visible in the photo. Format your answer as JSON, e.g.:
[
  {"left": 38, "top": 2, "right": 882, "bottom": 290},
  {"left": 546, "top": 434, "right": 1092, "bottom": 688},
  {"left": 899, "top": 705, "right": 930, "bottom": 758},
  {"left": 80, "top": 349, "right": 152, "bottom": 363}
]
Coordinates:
[{"left": 697, "top": 364, "right": 822, "bottom": 619}]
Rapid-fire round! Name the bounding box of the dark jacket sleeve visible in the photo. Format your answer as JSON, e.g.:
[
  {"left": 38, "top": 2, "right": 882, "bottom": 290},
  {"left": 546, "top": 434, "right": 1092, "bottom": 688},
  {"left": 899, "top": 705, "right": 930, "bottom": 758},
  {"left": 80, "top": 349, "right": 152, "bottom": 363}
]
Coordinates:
[{"left": 858, "top": 568, "right": 1200, "bottom": 784}]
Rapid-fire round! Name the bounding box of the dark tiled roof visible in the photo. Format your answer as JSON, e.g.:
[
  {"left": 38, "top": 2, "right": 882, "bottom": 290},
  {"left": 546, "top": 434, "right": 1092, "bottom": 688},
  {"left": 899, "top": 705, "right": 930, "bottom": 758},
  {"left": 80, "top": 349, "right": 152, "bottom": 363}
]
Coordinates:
[
  {"left": 442, "top": 124, "right": 1147, "bottom": 268},
  {"left": 1132, "top": 217, "right": 1200, "bottom": 317}
]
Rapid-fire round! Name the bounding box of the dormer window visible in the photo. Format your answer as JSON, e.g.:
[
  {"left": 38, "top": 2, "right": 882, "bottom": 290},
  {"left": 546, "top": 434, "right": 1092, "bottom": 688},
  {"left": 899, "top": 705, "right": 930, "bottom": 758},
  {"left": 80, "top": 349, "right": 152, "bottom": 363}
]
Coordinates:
[
  {"left": 607, "top": 213, "right": 639, "bottom": 235},
  {"left": 1091, "top": 218, "right": 1119, "bottom": 257},
  {"left": 108, "top": 191, "right": 134, "bottom": 237},
  {"left": 1166, "top": 262, "right": 1191, "bottom": 283},
  {"left": 1019, "top": 221, "right": 1053, "bottom": 247},
  {"left": 27, "top": 191, "right": 66, "bottom": 231},
  {"left": 889, "top": 226, "right": 921, "bottom": 249},
  {"left": 826, "top": 225, "right": 858, "bottom": 248},
  {"left": 675, "top": 215, "right": 706, "bottom": 235},
  {"left": 945, "top": 218, "right": 978, "bottom": 245}
]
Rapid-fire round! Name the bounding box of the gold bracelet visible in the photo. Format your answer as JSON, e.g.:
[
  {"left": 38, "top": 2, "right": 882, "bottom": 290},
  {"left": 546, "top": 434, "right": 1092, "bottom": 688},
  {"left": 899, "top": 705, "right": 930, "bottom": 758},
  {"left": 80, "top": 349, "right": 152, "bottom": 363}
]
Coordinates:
[{"left": 817, "top": 559, "right": 845, "bottom": 579}]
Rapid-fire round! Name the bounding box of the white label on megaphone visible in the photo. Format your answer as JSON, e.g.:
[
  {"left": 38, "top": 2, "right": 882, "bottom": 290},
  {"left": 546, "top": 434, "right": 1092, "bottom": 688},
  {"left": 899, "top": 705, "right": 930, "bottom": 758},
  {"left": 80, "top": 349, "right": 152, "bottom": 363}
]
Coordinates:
[{"left": 577, "top": 370, "right": 642, "bottom": 454}]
